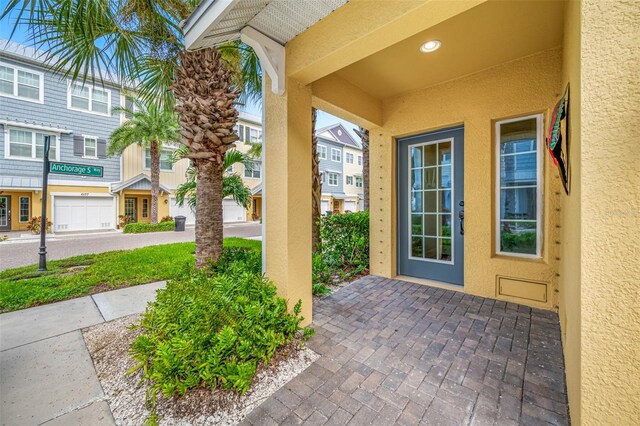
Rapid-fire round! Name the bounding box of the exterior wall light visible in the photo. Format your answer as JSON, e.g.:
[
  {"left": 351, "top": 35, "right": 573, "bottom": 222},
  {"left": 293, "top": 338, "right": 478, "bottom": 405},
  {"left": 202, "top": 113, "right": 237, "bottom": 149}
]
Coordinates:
[{"left": 420, "top": 40, "right": 442, "bottom": 53}]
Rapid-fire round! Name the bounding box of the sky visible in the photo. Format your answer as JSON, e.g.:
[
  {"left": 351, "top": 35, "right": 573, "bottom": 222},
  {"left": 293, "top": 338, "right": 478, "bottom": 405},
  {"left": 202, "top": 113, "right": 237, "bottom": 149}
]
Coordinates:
[{"left": 0, "top": 12, "right": 361, "bottom": 141}]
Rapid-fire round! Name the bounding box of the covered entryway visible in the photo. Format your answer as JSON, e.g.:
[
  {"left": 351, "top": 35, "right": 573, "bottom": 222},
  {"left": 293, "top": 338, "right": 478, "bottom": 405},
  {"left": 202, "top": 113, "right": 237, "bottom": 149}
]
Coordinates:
[
  {"left": 397, "top": 126, "right": 464, "bottom": 285},
  {"left": 53, "top": 195, "right": 116, "bottom": 232}
]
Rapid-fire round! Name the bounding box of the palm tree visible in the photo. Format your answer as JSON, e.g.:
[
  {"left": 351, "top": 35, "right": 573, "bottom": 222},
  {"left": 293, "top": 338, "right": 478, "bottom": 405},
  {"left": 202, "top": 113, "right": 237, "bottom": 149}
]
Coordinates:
[
  {"left": 173, "top": 149, "right": 252, "bottom": 211},
  {"left": 354, "top": 127, "right": 370, "bottom": 210},
  {"left": 311, "top": 108, "right": 322, "bottom": 250},
  {"left": 172, "top": 48, "right": 241, "bottom": 267},
  {"left": 2, "top": 1, "right": 262, "bottom": 268},
  {"left": 109, "top": 100, "right": 181, "bottom": 223}
]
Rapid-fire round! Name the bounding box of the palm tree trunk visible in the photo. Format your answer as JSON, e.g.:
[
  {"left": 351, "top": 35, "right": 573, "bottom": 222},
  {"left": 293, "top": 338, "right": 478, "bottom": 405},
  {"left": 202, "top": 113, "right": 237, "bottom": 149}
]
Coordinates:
[
  {"left": 149, "top": 140, "right": 160, "bottom": 223},
  {"left": 355, "top": 127, "right": 370, "bottom": 210},
  {"left": 195, "top": 159, "right": 224, "bottom": 268},
  {"left": 311, "top": 108, "right": 322, "bottom": 251}
]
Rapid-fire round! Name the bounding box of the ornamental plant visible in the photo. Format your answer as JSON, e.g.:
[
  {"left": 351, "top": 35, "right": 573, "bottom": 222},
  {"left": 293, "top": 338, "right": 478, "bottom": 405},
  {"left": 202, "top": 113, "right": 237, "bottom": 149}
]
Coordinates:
[{"left": 27, "top": 216, "right": 52, "bottom": 234}]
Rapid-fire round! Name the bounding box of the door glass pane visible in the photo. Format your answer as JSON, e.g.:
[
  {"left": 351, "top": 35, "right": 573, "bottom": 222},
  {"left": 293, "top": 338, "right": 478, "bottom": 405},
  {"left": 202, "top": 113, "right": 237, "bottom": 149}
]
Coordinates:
[
  {"left": 408, "top": 139, "right": 454, "bottom": 263},
  {"left": 0, "top": 197, "right": 7, "bottom": 226}
]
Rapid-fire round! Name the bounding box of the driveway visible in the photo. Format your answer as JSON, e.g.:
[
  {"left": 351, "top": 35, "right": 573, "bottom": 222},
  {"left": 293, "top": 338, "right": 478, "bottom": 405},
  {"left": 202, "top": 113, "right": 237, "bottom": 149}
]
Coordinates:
[{"left": 0, "top": 222, "right": 261, "bottom": 270}]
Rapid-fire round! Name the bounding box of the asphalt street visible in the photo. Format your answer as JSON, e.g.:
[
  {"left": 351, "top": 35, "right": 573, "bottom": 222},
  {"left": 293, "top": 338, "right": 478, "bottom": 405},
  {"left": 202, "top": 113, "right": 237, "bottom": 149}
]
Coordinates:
[{"left": 0, "top": 223, "right": 262, "bottom": 270}]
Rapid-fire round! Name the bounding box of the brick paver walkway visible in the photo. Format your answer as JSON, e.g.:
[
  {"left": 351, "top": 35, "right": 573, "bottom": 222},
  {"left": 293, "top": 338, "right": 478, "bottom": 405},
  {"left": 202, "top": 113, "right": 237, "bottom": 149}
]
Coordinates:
[{"left": 243, "top": 276, "right": 569, "bottom": 425}]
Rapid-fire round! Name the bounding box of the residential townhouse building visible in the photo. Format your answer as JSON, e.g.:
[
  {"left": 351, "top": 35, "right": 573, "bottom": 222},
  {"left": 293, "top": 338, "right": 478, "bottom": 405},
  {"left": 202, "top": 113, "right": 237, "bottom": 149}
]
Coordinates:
[
  {"left": 0, "top": 40, "right": 258, "bottom": 233},
  {"left": 316, "top": 123, "right": 364, "bottom": 214}
]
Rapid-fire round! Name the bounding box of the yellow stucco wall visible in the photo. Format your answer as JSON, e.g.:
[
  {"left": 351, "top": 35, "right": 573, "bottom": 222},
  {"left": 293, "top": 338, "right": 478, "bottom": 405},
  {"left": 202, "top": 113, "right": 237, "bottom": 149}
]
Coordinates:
[
  {"left": 579, "top": 0, "right": 640, "bottom": 423},
  {"left": 368, "top": 48, "right": 564, "bottom": 309},
  {"left": 1, "top": 191, "right": 35, "bottom": 231},
  {"left": 118, "top": 189, "right": 170, "bottom": 225},
  {"left": 558, "top": 0, "right": 582, "bottom": 423}
]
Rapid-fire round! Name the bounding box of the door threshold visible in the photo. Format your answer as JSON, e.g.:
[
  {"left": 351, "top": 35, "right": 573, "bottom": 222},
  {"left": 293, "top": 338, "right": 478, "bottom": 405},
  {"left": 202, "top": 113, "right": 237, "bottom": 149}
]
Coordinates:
[{"left": 395, "top": 275, "right": 465, "bottom": 293}]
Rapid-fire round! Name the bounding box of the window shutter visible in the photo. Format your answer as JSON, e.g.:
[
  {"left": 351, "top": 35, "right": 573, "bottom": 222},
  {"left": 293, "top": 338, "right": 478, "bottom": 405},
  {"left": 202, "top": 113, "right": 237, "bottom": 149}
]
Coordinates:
[
  {"left": 73, "top": 135, "right": 84, "bottom": 156},
  {"left": 97, "top": 138, "right": 107, "bottom": 159},
  {"left": 238, "top": 125, "right": 244, "bottom": 141}
]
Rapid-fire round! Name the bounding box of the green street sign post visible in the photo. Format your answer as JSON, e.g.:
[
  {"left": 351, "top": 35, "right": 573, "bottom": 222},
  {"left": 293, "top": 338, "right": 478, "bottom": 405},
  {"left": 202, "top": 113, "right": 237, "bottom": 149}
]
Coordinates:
[
  {"left": 38, "top": 136, "right": 51, "bottom": 271},
  {"left": 50, "top": 162, "right": 103, "bottom": 177}
]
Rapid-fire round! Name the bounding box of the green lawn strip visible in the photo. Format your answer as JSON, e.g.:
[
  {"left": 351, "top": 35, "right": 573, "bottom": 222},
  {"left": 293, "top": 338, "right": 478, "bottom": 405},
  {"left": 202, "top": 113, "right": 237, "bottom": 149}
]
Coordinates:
[{"left": 0, "top": 238, "right": 261, "bottom": 313}]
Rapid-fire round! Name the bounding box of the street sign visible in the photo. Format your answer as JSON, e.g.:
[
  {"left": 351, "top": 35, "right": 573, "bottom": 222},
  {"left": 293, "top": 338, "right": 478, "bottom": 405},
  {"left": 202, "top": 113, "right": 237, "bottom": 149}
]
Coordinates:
[{"left": 50, "top": 162, "right": 103, "bottom": 177}]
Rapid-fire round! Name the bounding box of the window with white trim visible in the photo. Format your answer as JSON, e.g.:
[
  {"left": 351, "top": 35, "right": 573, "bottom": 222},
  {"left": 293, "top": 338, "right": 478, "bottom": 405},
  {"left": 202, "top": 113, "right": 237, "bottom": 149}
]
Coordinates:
[
  {"left": 249, "top": 127, "right": 262, "bottom": 143},
  {"left": 356, "top": 176, "right": 363, "bottom": 188},
  {"left": 346, "top": 152, "right": 354, "bottom": 164},
  {"left": 6, "top": 128, "right": 57, "bottom": 160},
  {"left": 0, "top": 63, "right": 43, "bottom": 102},
  {"left": 496, "top": 114, "right": 543, "bottom": 257},
  {"left": 328, "top": 172, "right": 339, "bottom": 186},
  {"left": 318, "top": 145, "right": 327, "bottom": 160},
  {"left": 346, "top": 176, "right": 353, "bottom": 185},
  {"left": 331, "top": 148, "right": 341, "bottom": 162},
  {"left": 84, "top": 137, "right": 97, "bottom": 158},
  {"left": 19, "top": 197, "right": 30, "bottom": 222},
  {"left": 144, "top": 148, "right": 174, "bottom": 171},
  {"left": 68, "top": 82, "right": 111, "bottom": 115},
  {"left": 358, "top": 155, "right": 363, "bottom": 166},
  {"left": 244, "top": 161, "right": 261, "bottom": 178}
]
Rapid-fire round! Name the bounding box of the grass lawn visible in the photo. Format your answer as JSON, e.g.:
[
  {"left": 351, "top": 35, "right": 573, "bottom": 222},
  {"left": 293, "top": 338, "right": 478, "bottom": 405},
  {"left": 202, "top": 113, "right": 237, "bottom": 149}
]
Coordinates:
[{"left": 0, "top": 238, "right": 261, "bottom": 313}]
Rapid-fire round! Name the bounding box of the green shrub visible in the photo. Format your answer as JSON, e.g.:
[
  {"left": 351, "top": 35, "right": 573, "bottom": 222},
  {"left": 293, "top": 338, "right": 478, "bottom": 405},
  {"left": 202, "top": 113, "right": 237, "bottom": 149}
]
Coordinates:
[
  {"left": 129, "top": 247, "right": 312, "bottom": 410},
  {"left": 212, "top": 247, "right": 262, "bottom": 275},
  {"left": 123, "top": 221, "right": 175, "bottom": 234},
  {"left": 160, "top": 215, "right": 174, "bottom": 223},
  {"left": 312, "top": 253, "right": 332, "bottom": 295},
  {"left": 319, "top": 211, "right": 369, "bottom": 269}
]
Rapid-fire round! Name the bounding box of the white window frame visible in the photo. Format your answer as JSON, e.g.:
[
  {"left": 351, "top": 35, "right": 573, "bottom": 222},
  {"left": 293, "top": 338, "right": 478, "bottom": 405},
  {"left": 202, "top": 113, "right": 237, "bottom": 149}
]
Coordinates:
[
  {"left": 143, "top": 147, "right": 174, "bottom": 171},
  {"left": 346, "top": 152, "right": 354, "bottom": 164},
  {"left": 318, "top": 144, "right": 327, "bottom": 160},
  {"left": 120, "top": 94, "right": 140, "bottom": 123},
  {"left": 356, "top": 176, "right": 363, "bottom": 188},
  {"left": 328, "top": 172, "right": 339, "bottom": 186},
  {"left": 19, "top": 196, "right": 30, "bottom": 223},
  {"left": 4, "top": 126, "right": 60, "bottom": 162},
  {"left": 346, "top": 175, "right": 353, "bottom": 185},
  {"left": 67, "top": 80, "right": 111, "bottom": 116},
  {"left": 83, "top": 136, "right": 98, "bottom": 159},
  {"left": 248, "top": 127, "right": 262, "bottom": 143},
  {"left": 331, "top": 148, "right": 341, "bottom": 162},
  {"left": 0, "top": 61, "right": 44, "bottom": 103},
  {"left": 141, "top": 198, "right": 149, "bottom": 218},
  {"left": 244, "top": 160, "right": 261, "bottom": 179},
  {"left": 494, "top": 113, "right": 544, "bottom": 259}
]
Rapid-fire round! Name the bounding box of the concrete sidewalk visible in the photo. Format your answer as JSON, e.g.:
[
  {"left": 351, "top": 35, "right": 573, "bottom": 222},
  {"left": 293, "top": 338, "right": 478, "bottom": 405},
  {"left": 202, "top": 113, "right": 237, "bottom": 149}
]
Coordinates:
[{"left": 0, "top": 282, "right": 166, "bottom": 426}]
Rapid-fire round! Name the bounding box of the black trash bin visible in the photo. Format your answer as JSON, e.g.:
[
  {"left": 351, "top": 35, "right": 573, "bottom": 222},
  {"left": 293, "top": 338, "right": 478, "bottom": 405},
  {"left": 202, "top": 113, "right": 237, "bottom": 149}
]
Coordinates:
[{"left": 174, "top": 215, "right": 186, "bottom": 232}]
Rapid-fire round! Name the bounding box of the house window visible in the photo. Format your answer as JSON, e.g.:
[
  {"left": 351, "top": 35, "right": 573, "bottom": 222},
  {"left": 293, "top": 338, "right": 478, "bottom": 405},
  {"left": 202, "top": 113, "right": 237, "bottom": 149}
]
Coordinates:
[
  {"left": 328, "top": 172, "right": 339, "bottom": 186},
  {"left": 496, "top": 114, "right": 543, "bottom": 257},
  {"left": 122, "top": 95, "right": 140, "bottom": 120},
  {"left": 244, "top": 161, "right": 261, "bottom": 178},
  {"left": 141, "top": 199, "right": 149, "bottom": 218},
  {"left": 318, "top": 145, "right": 327, "bottom": 160},
  {"left": 84, "top": 137, "right": 97, "bottom": 158},
  {"left": 356, "top": 176, "right": 363, "bottom": 188},
  {"left": 346, "top": 176, "right": 353, "bottom": 185},
  {"left": 19, "top": 197, "right": 30, "bottom": 222},
  {"left": 7, "top": 128, "right": 57, "bottom": 160},
  {"left": 331, "top": 148, "right": 341, "bottom": 162},
  {"left": 249, "top": 128, "right": 262, "bottom": 143},
  {"left": 346, "top": 153, "right": 354, "bottom": 164},
  {"left": 68, "top": 82, "right": 111, "bottom": 115},
  {"left": 0, "top": 63, "right": 43, "bottom": 102},
  {"left": 144, "top": 148, "right": 174, "bottom": 171},
  {"left": 358, "top": 155, "right": 363, "bottom": 166}
]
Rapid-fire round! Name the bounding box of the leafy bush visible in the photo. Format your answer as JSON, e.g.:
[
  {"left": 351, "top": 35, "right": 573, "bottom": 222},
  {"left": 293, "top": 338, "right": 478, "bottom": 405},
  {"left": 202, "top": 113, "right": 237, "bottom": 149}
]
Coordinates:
[
  {"left": 312, "top": 253, "right": 332, "bottom": 295},
  {"left": 27, "top": 216, "right": 52, "bottom": 234},
  {"left": 129, "top": 248, "right": 312, "bottom": 409},
  {"left": 118, "top": 214, "right": 135, "bottom": 229},
  {"left": 212, "top": 247, "right": 262, "bottom": 275},
  {"left": 500, "top": 231, "right": 537, "bottom": 254},
  {"left": 160, "top": 215, "right": 174, "bottom": 223},
  {"left": 319, "top": 211, "right": 369, "bottom": 269},
  {"left": 123, "top": 221, "right": 175, "bottom": 234}
]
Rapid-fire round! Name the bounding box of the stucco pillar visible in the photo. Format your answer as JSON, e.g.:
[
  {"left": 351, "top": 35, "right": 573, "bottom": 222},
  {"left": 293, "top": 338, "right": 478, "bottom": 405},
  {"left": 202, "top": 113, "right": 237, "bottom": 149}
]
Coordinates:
[
  {"left": 264, "top": 75, "right": 313, "bottom": 325},
  {"left": 369, "top": 129, "right": 396, "bottom": 278}
]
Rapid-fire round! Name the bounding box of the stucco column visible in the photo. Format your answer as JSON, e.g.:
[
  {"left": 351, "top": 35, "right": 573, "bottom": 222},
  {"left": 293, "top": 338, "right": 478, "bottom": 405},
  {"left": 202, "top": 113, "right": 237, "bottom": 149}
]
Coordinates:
[
  {"left": 264, "top": 75, "right": 313, "bottom": 325},
  {"left": 369, "top": 129, "right": 396, "bottom": 278}
]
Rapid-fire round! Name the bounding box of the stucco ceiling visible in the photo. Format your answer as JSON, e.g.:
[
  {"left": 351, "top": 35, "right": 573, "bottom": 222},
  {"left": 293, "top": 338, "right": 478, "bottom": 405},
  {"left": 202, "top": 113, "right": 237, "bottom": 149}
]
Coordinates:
[{"left": 333, "top": 0, "right": 565, "bottom": 100}]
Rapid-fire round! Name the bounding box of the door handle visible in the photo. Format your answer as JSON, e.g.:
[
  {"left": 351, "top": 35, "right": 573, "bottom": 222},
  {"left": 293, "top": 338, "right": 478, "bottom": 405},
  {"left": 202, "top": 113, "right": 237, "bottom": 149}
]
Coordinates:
[{"left": 458, "top": 201, "right": 464, "bottom": 236}]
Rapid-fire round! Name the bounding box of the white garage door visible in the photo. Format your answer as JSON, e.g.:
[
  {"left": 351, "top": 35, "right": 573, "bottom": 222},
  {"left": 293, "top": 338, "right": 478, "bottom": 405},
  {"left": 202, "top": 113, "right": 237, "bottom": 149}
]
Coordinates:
[
  {"left": 169, "top": 197, "right": 196, "bottom": 225},
  {"left": 53, "top": 196, "right": 115, "bottom": 232},
  {"left": 321, "top": 200, "right": 330, "bottom": 215},
  {"left": 223, "top": 199, "right": 246, "bottom": 223},
  {"left": 344, "top": 200, "right": 357, "bottom": 212}
]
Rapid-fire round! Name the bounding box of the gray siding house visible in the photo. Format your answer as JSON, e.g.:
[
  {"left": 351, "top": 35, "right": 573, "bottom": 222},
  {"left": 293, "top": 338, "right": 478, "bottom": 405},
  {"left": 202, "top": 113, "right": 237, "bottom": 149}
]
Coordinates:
[{"left": 0, "top": 39, "right": 125, "bottom": 232}]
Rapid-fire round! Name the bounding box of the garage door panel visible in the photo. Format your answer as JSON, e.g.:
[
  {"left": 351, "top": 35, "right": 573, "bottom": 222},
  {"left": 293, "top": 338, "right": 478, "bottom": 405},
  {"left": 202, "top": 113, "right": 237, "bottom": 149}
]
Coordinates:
[
  {"left": 54, "top": 196, "right": 115, "bottom": 232},
  {"left": 222, "top": 199, "right": 246, "bottom": 223},
  {"left": 169, "top": 197, "right": 196, "bottom": 225}
]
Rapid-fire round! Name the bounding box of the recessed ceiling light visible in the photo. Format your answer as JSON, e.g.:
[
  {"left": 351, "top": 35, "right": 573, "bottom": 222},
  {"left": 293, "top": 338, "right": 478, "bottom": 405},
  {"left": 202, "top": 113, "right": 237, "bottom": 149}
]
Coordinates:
[{"left": 420, "top": 40, "right": 442, "bottom": 53}]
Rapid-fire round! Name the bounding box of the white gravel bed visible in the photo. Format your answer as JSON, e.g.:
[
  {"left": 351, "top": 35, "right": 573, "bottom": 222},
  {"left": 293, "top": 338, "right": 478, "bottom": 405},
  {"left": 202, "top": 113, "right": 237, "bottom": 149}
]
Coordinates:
[{"left": 82, "top": 314, "right": 319, "bottom": 426}]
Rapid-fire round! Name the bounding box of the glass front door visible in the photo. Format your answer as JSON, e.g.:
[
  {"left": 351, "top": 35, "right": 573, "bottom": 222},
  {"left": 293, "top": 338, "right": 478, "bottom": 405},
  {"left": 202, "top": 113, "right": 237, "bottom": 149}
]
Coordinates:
[
  {"left": 124, "top": 197, "right": 137, "bottom": 222},
  {"left": 397, "top": 127, "right": 464, "bottom": 285},
  {"left": 0, "top": 196, "right": 11, "bottom": 231}
]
